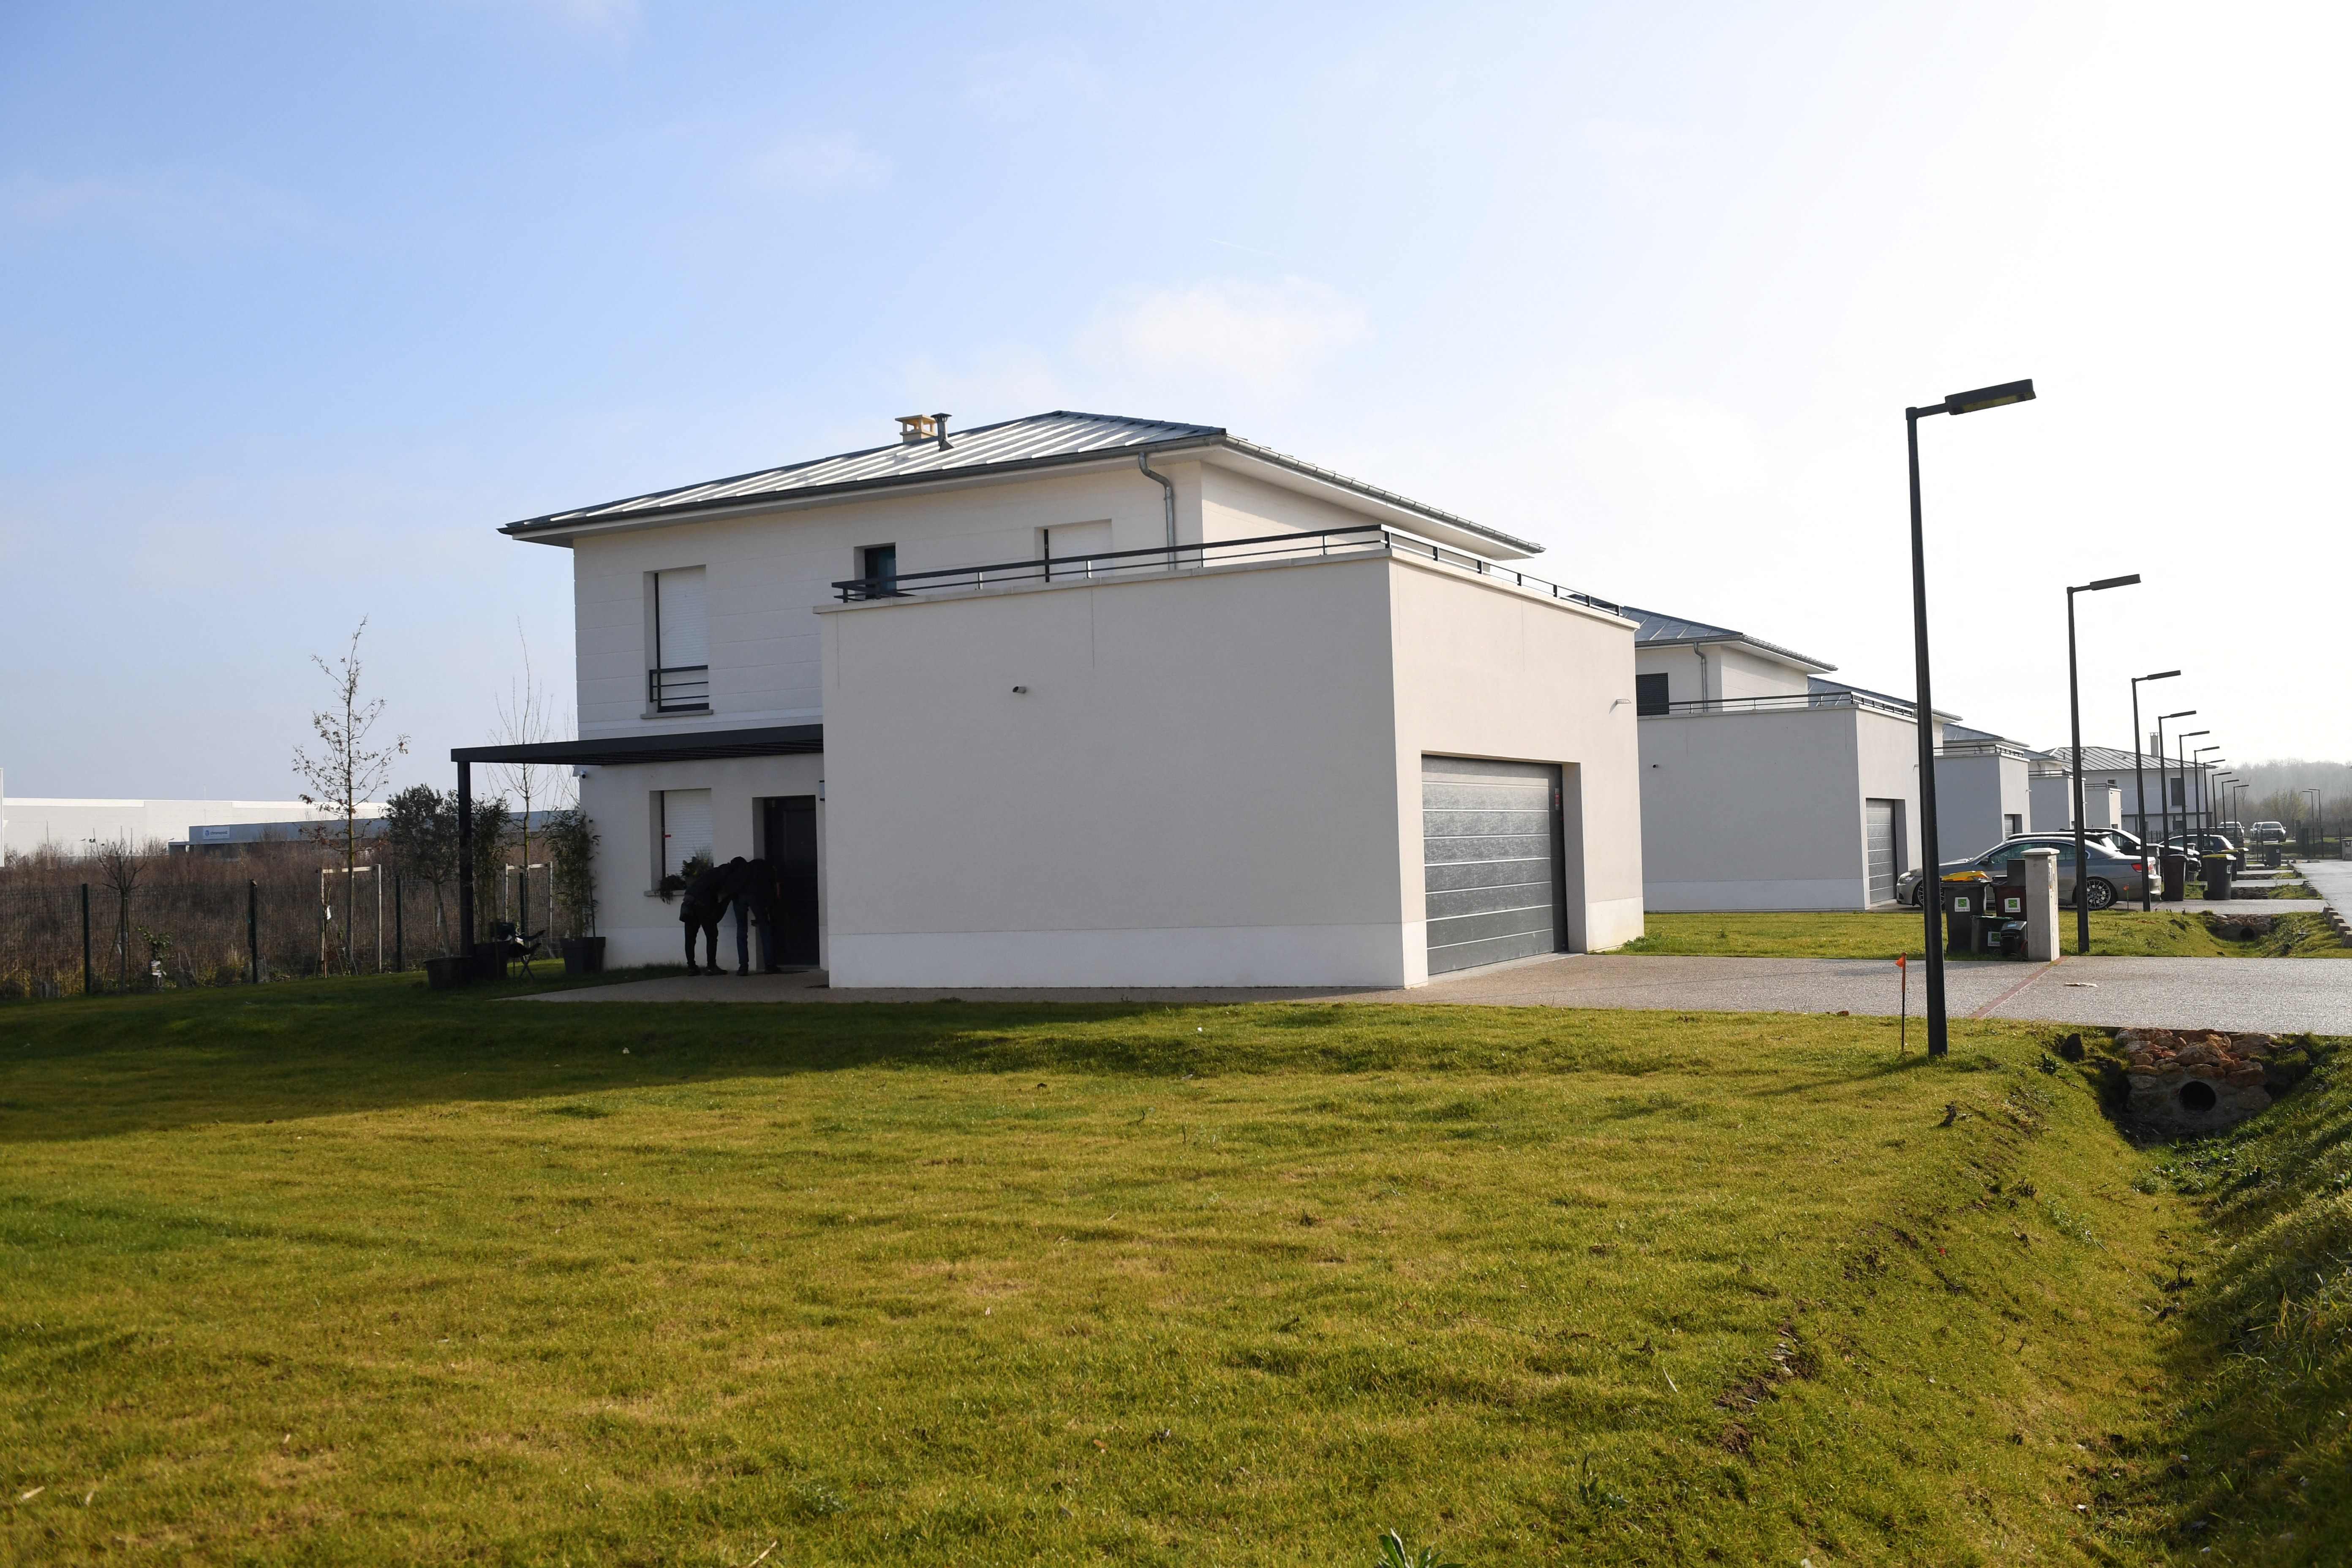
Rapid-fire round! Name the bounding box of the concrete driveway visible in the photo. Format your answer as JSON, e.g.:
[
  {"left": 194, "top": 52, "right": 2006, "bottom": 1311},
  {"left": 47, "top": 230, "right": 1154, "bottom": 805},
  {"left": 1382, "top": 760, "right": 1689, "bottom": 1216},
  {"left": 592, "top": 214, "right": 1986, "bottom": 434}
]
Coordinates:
[{"left": 526, "top": 951, "right": 2352, "bottom": 1034}]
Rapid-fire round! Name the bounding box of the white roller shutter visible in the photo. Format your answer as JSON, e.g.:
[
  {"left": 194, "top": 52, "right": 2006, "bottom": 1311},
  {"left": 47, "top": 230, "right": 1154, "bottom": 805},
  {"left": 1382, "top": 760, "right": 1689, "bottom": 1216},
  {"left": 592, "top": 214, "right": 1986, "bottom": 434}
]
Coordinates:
[
  {"left": 1424, "top": 757, "right": 1564, "bottom": 975},
  {"left": 661, "top": 789, "right": 713, "bottom": 879},
  {"left": 1865, "top": 798, "right": 1898, "bottom": 906},
  {"left": 655, "top": 566, "right": 709, "bottom": 668}
]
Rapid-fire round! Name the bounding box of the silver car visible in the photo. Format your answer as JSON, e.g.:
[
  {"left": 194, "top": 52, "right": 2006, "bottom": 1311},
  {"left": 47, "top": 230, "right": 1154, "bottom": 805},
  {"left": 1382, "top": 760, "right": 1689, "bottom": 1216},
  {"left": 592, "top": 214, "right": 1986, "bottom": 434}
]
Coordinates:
[{"left": 1895, "top": 835, "right": 2149, "bottom": 910}]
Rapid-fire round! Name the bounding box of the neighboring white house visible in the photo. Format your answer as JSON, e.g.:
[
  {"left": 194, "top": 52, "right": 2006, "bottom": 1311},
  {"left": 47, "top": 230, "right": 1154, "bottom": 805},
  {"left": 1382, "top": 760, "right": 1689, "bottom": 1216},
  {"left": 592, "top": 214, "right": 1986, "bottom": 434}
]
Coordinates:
[
  {"left": 2042, "top": 746, "right": 2222, "bottom": 841},
  {"left": 1933, "top": 722, "right": 2036, "bottom": 860},
  {"left": 2027, "top": 764, "right": 2124, "bottom": 836},
  {"left": 464, "top": 411, "right": 1646, "bottom": 986},
  {"left": 0, "top": 770, "right": 363, "bottom": 859},
  {"left": 1628, "top": 610, "right": 1939, "bottom": 910}
]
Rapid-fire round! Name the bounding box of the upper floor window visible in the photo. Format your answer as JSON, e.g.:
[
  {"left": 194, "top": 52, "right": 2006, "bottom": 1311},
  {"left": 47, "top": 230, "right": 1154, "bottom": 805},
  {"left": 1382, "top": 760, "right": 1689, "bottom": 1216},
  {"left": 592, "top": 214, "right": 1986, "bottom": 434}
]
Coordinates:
[
  {"left": 648, "top": 566, "right": 710, "bottom": 713},
  {"left": 1635, "top": 672, "right": 1671, "bottom": 716}
]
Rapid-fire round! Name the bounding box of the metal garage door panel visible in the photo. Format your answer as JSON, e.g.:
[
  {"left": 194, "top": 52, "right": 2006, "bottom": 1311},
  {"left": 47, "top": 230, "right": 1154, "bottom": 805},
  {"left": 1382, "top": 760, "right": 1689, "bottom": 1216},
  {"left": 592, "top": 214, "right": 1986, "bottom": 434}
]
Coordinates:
[
  {"left": 1424, "top": 757, "right": 1563, "bottom": 975},
  {"left": 1865, "top": 798, "right": 1897, "bottom": 906}
]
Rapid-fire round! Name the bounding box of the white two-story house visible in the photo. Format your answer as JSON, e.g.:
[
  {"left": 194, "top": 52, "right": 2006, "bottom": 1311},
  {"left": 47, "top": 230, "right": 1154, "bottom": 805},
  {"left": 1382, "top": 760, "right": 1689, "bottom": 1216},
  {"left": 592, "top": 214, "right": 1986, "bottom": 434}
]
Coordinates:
[
  {"left": 456, "top": 411, "right": 1646, "bottom": 987},
  {"left": 1629, "top": 607, "right": 1942, "bottom": 910}
]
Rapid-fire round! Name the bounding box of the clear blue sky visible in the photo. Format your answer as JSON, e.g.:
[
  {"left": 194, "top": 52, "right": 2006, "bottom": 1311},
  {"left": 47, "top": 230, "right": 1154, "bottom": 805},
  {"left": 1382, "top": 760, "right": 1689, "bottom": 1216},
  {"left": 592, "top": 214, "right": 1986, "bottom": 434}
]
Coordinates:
[{"left": 5, "top": 0, "right": 2344, "bottom": 799}]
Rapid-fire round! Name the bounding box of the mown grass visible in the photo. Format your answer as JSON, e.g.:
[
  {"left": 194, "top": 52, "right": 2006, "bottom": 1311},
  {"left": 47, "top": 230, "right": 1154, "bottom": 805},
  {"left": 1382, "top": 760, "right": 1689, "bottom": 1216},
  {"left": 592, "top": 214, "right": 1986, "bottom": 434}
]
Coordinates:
[
  {"left": 2122, "top": 1041, "right": 2352, "bottom": 1564},
  {"left": 1616, "top": 909, "right": 2352, "bottom": 960},
  {"left": 0, "top": 978, "right": 2316, "bottom": 1564}
]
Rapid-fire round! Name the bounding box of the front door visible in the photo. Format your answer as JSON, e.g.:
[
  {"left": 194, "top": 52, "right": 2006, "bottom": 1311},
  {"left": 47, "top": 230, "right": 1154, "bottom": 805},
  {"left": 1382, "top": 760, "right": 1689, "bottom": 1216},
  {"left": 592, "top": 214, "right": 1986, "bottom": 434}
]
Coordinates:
[{"left": 758, "top": 796, "right": 820, "bottom": 966}]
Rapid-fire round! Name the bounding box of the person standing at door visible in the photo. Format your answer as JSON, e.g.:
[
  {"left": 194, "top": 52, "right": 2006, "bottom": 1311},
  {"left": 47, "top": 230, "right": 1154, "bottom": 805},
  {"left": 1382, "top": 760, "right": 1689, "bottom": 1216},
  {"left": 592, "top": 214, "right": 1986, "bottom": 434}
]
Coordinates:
[{"left": 732, "top": 858, "right": 781, "bottom": 975}]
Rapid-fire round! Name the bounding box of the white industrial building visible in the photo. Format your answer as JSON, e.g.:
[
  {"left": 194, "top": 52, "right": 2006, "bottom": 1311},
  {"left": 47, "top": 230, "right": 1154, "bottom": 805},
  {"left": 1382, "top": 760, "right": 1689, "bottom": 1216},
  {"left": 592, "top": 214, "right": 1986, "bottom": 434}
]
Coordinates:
[
  {"left": 459, "top": 411, "right": 1647, "bottom": 986},
  {"left": 1628, "top": 610, "right": 1936, "bottom": 911},
  {"left": 0, "top": 770, "right": 359, "bottom": 860}
]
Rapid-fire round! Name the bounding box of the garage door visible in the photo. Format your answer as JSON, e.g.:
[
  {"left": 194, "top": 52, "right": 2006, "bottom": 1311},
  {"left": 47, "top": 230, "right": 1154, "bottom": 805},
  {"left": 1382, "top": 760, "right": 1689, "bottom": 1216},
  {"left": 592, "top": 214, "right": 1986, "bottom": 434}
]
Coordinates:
[
  {"left": 1423, "top": 757, "right": 1564, "bottom": 975},
  {"left": 1865, "top": 798, "right": 1899, "bottom": 906}
]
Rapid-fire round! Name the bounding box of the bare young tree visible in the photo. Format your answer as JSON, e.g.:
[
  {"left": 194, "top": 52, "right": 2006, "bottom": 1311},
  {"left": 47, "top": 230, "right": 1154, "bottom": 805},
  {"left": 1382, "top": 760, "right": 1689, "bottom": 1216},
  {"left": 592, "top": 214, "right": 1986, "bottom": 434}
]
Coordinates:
[
  {"left": 294, "top": 618, "right": 408, "bottom": 975},
  {"left": 92, "top": 836, "right": 150, "bottom": 991},
  {"left": 491, "top": 623, "right": 572, "bottom": 934}
]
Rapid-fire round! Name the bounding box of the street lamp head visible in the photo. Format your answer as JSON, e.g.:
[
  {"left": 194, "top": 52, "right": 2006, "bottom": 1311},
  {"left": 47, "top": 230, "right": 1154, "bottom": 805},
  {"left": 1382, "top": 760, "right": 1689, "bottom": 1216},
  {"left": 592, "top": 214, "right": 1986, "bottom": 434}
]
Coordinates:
[
  {"left": 2137, "top": 670, "right": 2182, "bottom": 683},
  {"left": 2078, "top": 574, "right": 2142, "bottom": 593},
  {"left": 2182, "top": 730, "right": 2211, "bottom": 740},
  {"left": 1944, "top": 379, "right": 2036, "bottom": 415}
]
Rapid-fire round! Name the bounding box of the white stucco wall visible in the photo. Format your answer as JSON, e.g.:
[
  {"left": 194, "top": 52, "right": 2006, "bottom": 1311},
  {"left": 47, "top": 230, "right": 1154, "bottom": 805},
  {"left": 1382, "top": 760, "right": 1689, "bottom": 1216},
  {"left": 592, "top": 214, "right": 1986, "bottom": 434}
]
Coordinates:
[
  {"left": 578, "top": 752, "right": 826, "bottom": 969},
  {"left": 815, "top": 551, "right": 1638, "bottom": 987},
  {"left": 1386, "top": 559, "right": 1645, "bottom": 965},
  {"left": 564, "top": 463, "right": 1209, "bottom": 739},
  {"left": 1934, "top": 751, "right": 2033, "bottom": 860},
  {"left": 1637, "top": 706, "right": 1923, "bottom": 911}
]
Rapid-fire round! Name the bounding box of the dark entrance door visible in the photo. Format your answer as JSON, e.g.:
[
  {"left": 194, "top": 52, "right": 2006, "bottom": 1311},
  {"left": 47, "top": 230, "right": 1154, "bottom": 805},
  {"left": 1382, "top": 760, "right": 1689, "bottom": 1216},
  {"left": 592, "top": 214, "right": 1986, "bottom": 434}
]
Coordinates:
[{"left": 758, "top": 795, "right": 819, "bottom": 966}]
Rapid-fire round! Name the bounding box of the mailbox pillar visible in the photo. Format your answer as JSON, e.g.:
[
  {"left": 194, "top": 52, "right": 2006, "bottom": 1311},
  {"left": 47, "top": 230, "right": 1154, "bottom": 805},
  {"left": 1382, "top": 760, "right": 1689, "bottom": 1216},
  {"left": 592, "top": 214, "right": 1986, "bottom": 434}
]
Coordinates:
[{"left": 2023, "top": 848, "right": 2061, "bottom": 962}]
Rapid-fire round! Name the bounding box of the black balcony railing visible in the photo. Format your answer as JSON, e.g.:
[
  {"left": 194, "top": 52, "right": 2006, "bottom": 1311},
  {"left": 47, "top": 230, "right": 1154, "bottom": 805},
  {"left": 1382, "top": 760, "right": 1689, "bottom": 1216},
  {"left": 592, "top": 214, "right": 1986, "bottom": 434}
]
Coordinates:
[
  {"left": 830, "top": 523, "right": 1623, "bottom": 615},
  {"left": 648, "top": 664, "right": 710, "bottom": 713},
  {"left": 1649, "top": 689, "right": 1921, "bottom": 721}
]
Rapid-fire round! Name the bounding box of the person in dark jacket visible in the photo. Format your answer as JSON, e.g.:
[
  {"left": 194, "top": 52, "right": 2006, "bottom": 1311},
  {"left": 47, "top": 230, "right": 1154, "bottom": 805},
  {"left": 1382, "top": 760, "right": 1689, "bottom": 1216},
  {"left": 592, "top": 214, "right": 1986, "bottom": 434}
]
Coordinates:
[
  {"left": 677, "top": 858, "right": 746, "bottom": 974},
  {"left": 732, "top": 858, "right": 781, "bottom": 975}
]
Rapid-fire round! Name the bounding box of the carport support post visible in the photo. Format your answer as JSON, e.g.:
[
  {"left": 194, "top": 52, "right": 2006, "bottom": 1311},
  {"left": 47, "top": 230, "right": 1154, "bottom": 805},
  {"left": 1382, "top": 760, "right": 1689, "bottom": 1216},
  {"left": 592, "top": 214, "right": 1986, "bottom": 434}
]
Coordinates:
[
  {"left": 457, "top": 760, "right": 476, "bottom": 956},
  {"left": 1906, "top": 405, "right": 1950, "bottom": 1057}
]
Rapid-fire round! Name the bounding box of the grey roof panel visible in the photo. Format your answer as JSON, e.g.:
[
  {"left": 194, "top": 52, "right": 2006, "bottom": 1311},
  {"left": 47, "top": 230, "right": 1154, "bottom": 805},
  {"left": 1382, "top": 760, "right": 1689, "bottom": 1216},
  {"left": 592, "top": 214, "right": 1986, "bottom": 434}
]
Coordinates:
[
  {"left": 1624, "top": 604, "right": 1833, "bottom": 671},
  {"left": 501, "top": 408, "right": 1541, "bottom": 553}
]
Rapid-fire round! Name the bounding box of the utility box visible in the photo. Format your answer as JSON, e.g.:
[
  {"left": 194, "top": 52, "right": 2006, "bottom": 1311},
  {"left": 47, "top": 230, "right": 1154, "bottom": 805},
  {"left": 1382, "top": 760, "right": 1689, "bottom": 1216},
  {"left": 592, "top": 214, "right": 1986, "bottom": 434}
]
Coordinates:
[{"left": 2023, "top": 847, "right": 2060, "bottom": 961}]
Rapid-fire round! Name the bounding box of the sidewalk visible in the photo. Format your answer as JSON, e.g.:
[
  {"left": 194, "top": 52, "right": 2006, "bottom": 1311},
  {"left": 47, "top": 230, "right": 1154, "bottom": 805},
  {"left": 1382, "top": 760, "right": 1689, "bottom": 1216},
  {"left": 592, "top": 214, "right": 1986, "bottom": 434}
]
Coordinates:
[{"left": 527, "top": 951, "right": 2352, "bottom": 1034}]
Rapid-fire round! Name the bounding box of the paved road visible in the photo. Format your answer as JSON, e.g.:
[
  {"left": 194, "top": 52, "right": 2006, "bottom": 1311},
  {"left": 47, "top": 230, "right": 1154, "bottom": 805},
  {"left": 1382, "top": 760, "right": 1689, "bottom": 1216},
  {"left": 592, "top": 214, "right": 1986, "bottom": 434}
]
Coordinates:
[
  {"left": 2298, "top": 858, "right": 2352, "bottom": 921},
  {"left": 530, "top": 951, "right": 2352, "bottom": 1033}
]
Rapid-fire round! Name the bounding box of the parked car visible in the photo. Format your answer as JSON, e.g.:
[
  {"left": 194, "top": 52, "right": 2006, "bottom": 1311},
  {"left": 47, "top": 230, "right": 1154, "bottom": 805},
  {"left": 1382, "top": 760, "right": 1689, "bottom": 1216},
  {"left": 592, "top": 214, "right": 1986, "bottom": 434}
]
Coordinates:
[
  {"left": 2250, "top": 820, "right": 2290, "bottom": 844},
  {"left": 2157, "top": 832, "right": 2246, "bottom": 869},
  {"left": 1896, "top": 835, "right": 2148, "bottom": 911}
]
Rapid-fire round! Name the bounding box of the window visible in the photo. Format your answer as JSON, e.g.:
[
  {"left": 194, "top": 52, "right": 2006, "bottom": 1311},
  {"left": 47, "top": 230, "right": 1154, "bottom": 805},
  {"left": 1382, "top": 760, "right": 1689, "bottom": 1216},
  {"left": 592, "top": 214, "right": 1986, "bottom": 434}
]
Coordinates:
[
  {"left": 1635, "top": 672, "right": 1671, "bottom": 716},
  {"left": 858, "top": 544, "right": 897, "bottom": 593},
  {"left": 648, "top": 567, "right": 710, "bottom": 713},
  {"left": 2004, "top": 813, "right": 2023, "bottom": 837},
  {"left": 1042, "top": 520, "right": 1113, "bottom": 579},
  {"left": 657, "top": 788, "right": 713, "bottom": 882}
]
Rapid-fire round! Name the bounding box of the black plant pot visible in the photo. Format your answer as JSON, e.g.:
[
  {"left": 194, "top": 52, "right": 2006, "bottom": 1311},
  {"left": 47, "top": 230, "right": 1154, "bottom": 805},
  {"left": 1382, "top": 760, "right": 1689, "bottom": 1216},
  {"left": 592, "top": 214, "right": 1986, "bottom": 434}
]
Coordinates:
[
  {"left": 561, "top": 937, "right": 607, "bottom": 976},
  {"left": 423, "top": 955, "right": 473, "bottom": 991}
]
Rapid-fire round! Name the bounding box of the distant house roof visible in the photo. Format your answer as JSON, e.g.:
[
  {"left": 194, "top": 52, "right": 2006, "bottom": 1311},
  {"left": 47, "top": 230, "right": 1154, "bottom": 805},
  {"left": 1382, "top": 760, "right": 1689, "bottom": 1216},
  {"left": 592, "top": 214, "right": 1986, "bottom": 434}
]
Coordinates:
[
  {"left": 2046, "top": 744, "right": 2211, "bottom": 776},
  {"left": 501, "top": 409, "right": 1542, "bottom": 557},
  {"left": 1623, "top": 606, "right": 1834, "bottom": 672},
  {"left": 1808, "top": 675, "right": 1961, "bottom": 724}
]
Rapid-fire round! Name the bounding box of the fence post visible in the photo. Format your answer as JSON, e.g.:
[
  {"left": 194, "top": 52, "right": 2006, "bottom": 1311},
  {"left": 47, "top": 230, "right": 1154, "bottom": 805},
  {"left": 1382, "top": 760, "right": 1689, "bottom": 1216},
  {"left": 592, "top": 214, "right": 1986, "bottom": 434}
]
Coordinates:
[
  {"left": 81, "top": 883, "right": 93, "bottom": 996},
  {"left": 376, "top": 866, "right": 384, "bottom": 974},
  {"left": 248, "top": 879, "right": 259, "bottom": 983},
  {"left": 393, "top": 871, "right": 404, "bottom": 972}
]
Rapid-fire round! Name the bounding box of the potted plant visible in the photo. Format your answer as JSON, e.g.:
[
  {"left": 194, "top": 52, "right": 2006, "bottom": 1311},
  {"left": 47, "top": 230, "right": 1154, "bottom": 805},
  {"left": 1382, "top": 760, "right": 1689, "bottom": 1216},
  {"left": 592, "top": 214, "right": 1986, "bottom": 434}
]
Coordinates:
[{"left": 542, "top": 808, "right": 605, "bottom": 975}]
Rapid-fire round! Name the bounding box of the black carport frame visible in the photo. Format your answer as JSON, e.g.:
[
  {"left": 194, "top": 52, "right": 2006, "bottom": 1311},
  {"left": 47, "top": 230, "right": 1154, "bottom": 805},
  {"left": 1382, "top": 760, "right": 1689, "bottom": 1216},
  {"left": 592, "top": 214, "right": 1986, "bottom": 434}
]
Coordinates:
[{"left": 447, "top": 724, "right": 822, "bottom": 953}]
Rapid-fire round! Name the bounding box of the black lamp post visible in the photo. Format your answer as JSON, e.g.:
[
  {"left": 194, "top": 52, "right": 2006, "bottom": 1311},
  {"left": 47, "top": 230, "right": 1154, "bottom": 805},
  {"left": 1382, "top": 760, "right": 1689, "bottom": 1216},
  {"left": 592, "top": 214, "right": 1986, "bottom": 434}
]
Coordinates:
[
  {"left": 2129, "top": 671, "right": 2179, "bottom": 906},
  {"left": 2194, "top": 747, "right": 2221, "bottom": 839},
  {"left": 2066, "top": 574, "right": 2139, "bottom": 950},
  {"left": 2175, "top": 730, "right": 2210, "bottom": 885},
  {"left": 1908, "top": 378, "right": 2036, "bottom": 1058},
  {"left": 2155, "top": 710, "right": 2194, "bottom": 899}
]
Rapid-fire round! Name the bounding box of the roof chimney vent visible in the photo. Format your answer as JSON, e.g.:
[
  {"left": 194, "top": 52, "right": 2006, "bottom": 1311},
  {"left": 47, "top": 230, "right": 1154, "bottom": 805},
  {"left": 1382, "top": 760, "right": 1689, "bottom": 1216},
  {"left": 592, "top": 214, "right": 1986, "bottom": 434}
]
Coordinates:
[
  {"left": 896, "top": 414, "right": 937, "bottom": 446},
  {"left": 932, "top": 411, "right": 951, "bottom": 451}
]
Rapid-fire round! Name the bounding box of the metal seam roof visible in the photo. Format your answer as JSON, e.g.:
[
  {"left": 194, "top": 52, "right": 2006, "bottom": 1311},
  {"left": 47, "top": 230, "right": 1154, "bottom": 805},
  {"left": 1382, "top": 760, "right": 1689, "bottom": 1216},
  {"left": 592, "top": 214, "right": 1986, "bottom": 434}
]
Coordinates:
[
  {"left": 1622, "top": 604, "right": 1834, "bottom": 672},
  {"left": 498, "top": 409, "right": 1539, "bottom": 554}
]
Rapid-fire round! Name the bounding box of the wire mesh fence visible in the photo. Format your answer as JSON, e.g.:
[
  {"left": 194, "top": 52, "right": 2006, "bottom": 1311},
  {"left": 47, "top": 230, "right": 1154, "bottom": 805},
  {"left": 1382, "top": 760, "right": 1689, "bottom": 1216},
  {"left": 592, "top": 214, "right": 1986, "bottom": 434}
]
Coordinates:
[{"left": 0, "top": 844, "right": 586, "bottom": 999}]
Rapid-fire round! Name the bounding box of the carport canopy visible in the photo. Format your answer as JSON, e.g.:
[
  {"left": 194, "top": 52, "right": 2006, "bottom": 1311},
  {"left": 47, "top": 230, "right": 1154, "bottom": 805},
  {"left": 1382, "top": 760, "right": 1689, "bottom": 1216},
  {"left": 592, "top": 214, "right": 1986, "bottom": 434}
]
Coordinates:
[{"left": 447, "top": 724, "right": 823, "bottom": 950}]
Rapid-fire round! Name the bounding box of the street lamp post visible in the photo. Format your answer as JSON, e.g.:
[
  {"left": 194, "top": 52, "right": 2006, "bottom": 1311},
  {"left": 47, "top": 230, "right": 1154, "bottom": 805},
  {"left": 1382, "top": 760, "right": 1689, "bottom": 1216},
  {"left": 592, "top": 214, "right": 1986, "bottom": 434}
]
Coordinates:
[
  {"left": 2176, "top": 730, "right": 2210, "bottom": 889},
  {"left": 2195, "top": 747, "right": 2221, "bottom": 839},
  {"left": 2129, "top": 672, "right": 2180, "bottom": 907},
  {"left": 2156, "top": 710, "right": 2195, "bottom": 901},
  {"left": 2066, "top": 575, "right": 2140, "bottom": 951},
  {"left": 1908, "top": 378, "right": 2036, "bottom": 1058}
]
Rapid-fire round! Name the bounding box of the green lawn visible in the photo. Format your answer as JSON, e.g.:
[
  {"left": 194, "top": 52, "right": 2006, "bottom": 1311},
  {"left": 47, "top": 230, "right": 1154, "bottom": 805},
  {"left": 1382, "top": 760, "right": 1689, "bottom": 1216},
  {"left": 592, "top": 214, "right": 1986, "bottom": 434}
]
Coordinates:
[
  {"left": 1614, "top": 909, "right": 2352, "bottom": 959},
  {"left": 0, "top": 979, "right": 2338, "bottom": 1564}
]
